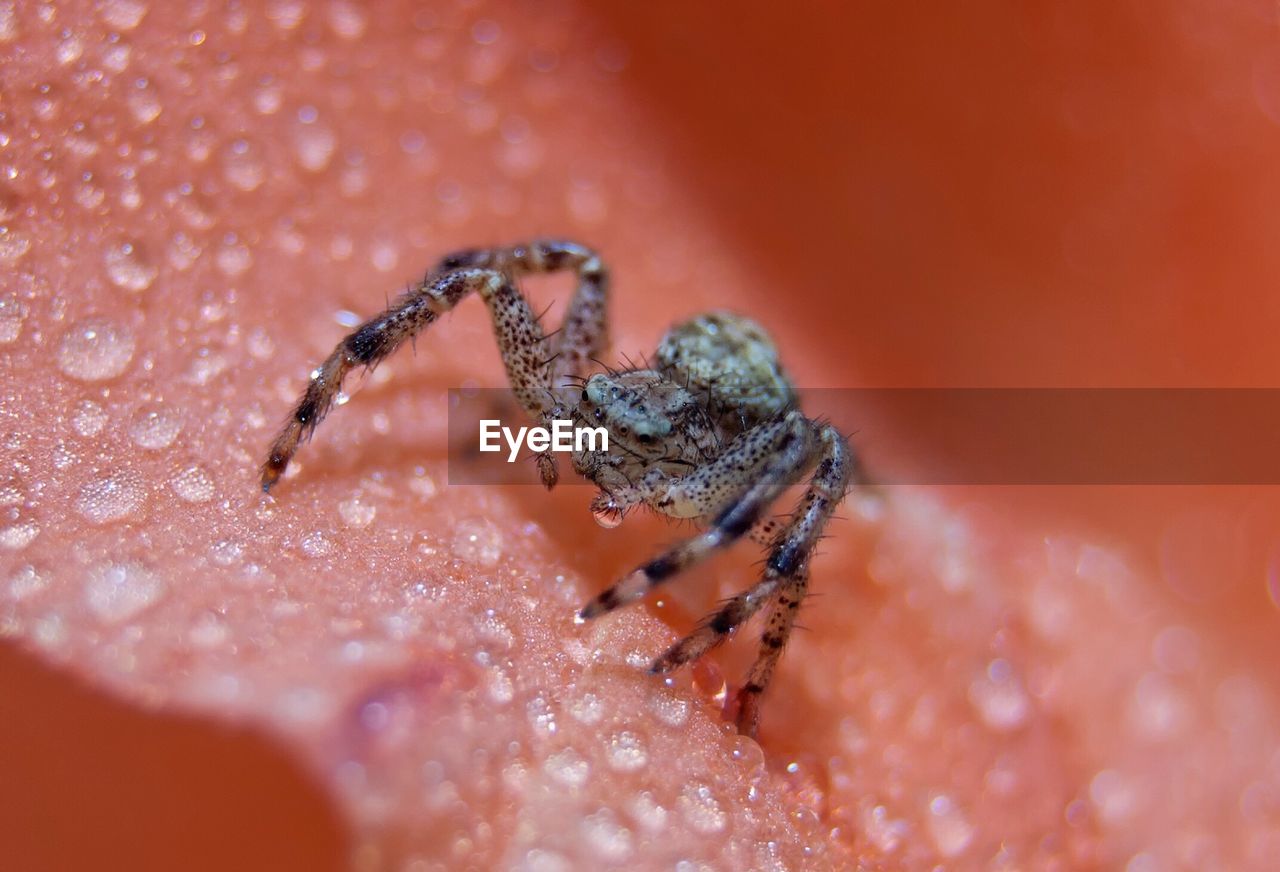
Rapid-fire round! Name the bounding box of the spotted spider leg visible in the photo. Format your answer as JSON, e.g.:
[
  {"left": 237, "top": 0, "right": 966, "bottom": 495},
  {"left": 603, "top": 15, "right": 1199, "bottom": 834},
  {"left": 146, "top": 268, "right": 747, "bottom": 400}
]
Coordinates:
[
  {"left": 260, "top": 240, "right": 607, "bottom": 491},
  {"left": 658, "top": 424, "right": 855, "bottom": 736},
  {"left": 577, "top": 409, "right": 816, "bottom": 619}
]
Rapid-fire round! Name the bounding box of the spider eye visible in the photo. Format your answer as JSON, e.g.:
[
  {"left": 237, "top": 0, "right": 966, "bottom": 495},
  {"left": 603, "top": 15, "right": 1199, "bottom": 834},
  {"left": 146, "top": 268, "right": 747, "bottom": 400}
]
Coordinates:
[
  {"left": 580, "top": 389, "right": 589, "bottom": 403},
  {"left": 594, "top": 408, "right": 604, "bottom": 422},
  {"left": 638, "top": 434, "right": 654, "bottom": 445}
]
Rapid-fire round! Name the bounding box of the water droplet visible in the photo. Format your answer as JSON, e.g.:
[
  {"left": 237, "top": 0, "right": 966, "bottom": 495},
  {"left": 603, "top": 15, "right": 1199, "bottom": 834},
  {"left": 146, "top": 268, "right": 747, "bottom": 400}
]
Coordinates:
[
  {"left": 209, "top": 539, "right": 244, "bottom": 566},
  {"left": 0, "top": 226, "right": 32, "bottom": 263},
  {"left": 186, "top": 348, "right": 228, "bottom": 385},
  {"left": 294, "top": 120, "right": 336, "bottom": 172},
  {"left": 408, "top": 469, "right": 438, "bottom": 499},
  {"left": 76, "top": 471, "right": 146, "bottom": 523},
  {"left": 129, "top": 404, "right": 181, "bottom": 450},
  {"left": 188, "top": 611, "right": 228, "bottom": 648},
  {"left": 568, "top": 690, "right": 603, "bottom": 725},
  {"left": 452, "top": 517, "right": 502, "bottom": 567},
  {"left": 968, "top": 658, "right": 1030, "bottom": 732},
  {"left": 85, "top": 562, "right": 164, "bottom": 623},
  {"left": 102, "top": 41, "right": 131, "bottom": 73},
  {"left": 56, "top": 33, "right": 84, "bottom": 65},
  {"left": 369, "top": 238, "right": 398, "bottom": 272},
  {"left": 57, "top": 319, "right": 135, "bottom": 382},
  {"left": 474, "top": 610, "right": 514, "bottom": 649},
  {"left": 605, "top": 730, "right": 648, "bottom": 772},
  {"left": 8, "top": 565, "right": 49, "bottom": 600},
  {"left": 300, "top": 530, "right": 336, "bottom": 558},
  {"left": 486, "top": 666, "right": 514, "bottom": 703},
  {"left": 223, "top": 139, "right": 266, "bottom": 191},
  {"left": 337, "top": 495, "right": 375, "bottom": 528},
  {"left": 648, "top": 686, "right": 690, "bottom": 727},
  {"left": 580, "top": 810, "right": 633, "bottom": 862},
  {"left": 0, "top": 521, "right": 38, "bottom": 549},
  {"left": 325, "top": 0, "right": 366, "bottom": 38},
  {"left": 170, "top": 464, "right": 214, "bottom": 503},
  {"left": 925, "top": 793, "right": 973, "bottom": 857},
  {"left": 167, "top": 232, "right": 202, "bottom": 271},
  {"left": 104, "top": 240, "right": 158, "bottom": 292},
  {"left": 1127, "top": 672, "right": 1192, "bottom": 740},
  {"left": 677, "top": 783, "right": 727, "bottom": 835},
  {"left": 70, "top": 396, "right": 107, "bottom": 435},
  {"left": 127, "top": 77, "right": 162, "bottom": 124},
  {"left": 730, "top": 734, "right": 766, "bottom": 779},
  {"left": 544, "top": 748, "right": 589, "bottom": 788},
  {"left": 0, "top": 293, "right": 28, "bottom": 344},
  {"left": 266, "top": 0, "right": 307, "bottom": 31},
  {"left": 214, "top": 235, "right": 253, "bottom": 276},
  {"left": 100, "top": 0, "right": 148, "bottom": 31}
]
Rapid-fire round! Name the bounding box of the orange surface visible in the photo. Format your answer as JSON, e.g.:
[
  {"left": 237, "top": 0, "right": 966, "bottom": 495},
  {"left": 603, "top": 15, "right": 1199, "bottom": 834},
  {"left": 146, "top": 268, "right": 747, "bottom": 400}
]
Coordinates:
[{"left": 3, "top": 1, "right": 1280, "bottom": 869}]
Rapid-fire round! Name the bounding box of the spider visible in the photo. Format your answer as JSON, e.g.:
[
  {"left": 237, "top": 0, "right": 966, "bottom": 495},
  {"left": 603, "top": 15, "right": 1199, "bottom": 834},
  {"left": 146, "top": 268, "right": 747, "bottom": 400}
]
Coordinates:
[{"left": 261, "top": 239, "right": 865, "bottom": 737}]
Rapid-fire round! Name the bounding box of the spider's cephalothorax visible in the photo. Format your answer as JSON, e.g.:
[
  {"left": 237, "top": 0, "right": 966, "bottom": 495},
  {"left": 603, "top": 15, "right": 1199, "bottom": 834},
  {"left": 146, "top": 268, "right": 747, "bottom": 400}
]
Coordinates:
[{"left": 261, "top": 240, "right": 864, "bottom": 737}]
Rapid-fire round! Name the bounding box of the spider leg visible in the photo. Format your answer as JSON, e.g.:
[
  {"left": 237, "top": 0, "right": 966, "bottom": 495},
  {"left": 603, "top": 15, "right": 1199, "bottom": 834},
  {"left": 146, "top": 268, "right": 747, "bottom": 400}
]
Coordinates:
[
  {"left": 577, "top": 410, "right": 815, "bottom": 619},
  {"left": 260, "top": 265, "right": 554, "bottom": 491},
  {"left": 734, "top": 423, "right": 855, "bottom": 737}
]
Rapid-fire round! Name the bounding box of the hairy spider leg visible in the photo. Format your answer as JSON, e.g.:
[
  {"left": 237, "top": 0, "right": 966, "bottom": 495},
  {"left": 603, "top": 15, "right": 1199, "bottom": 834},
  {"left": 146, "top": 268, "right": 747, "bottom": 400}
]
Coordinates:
[
  {"left": 577, "top": 410, "right": 815, "bottom": 619},
  {"left": 260, "top": 239, "right": 608, "bottom": 492},
  {"left": 648, "top": 423, "right": 854, "bottom": 735}
]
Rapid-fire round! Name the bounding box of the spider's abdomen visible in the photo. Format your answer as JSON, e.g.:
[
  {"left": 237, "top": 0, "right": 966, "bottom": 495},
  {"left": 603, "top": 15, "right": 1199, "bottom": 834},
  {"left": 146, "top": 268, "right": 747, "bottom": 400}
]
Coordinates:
[{"left": 656, "top": 311, "right": 797, "bottom": 433}]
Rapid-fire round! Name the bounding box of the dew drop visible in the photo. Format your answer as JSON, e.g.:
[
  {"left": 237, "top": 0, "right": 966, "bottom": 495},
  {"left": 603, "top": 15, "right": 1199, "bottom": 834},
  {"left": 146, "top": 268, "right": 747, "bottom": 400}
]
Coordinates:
[
  {"left": 76, "top": 471, "right": 146, "bottom": 523},
  {"left": 71, "top": 401, "right": 107, "bottom": 437},
  {"left": 0, "top": 293, "right": 28, "bottom": 344},
  {"left": 188, "top": 611, "right": 228, "bottom": 648},
  {"left": 677, "top": 783, "right": 727, "bottom": 835},
  {"left": 100, "top": 0, "right": 148, "bottom": 31},
  {"left": 126, "top": 77, "right": 162, "bottom": 124},
  {"left": 0, "top": 521, "right": 39, "bottom": 549},
  {"left": 8, "top": 565, "right": 49, "bottom": 601},
  {"left": 568, "top": 691, "right": 603, "bottom": 725},
  {"left": 326, "top": 0, "right": 367, "bottom": 39},
  {"left": 968, "top": 658, "right": 1030, "bottom": 732},
  {"left": 223, "top": 139, "right": 266, "bottom": 191},
  {"left": 167, "top": 232, "right": 202, "bottom": 271},
  {"left": 215, "top": 235, "right": 253, "bottom": 276},
  {"left": 486, "top": 666, "right": 514, "bottom": 703},
  {"left": 129, "top": 404, "right": 182, "bottom": 450},
  {"left": 85, "top": 562, "right": 164, "bottom": 624},
  {"left": 209, "top": 539, "right": 245, "bottom": 566},
  {"left": 252, "top": 79, "right": 283, "bottom": 114},
  {"left": 605, "top": 730, "right": 648, "bottom": 772},
  {"left": 57, "top": 33, "right": 84, "bottom": 65},
  {"left": 337, "top": 495, "right": 376, "bottom": 528},
  {"left": 104, "top": 240, "right": 158, "bottom": 292},
  {"left": 300, "top": 530, "right": 336, "bottom": 558},
  {"left": 294, "top": 121, "right": 336, "bottom": 172},
  {"left": 648, "top": 686, "right": 690, "bottom": 727},
  {"left": 452, "top": 517, "right": 502, "bottom": 567},
  {"left": 580, "top": 810, "right": 633, "bottom": 863},
  {"left": 544, "top": 748, "right": 589, "bottom": 788},
  {"left": 57, "top": 319, "right": 135, "bottom": 382},
  {"left": 0, "top": 226, "right": 32, "bottom": 263},
  {"left": 926, "top": 793, "right": 974, "bottom": 858},
  {"left": 170, "top": 464, "right": 214, "bottom": 503}
]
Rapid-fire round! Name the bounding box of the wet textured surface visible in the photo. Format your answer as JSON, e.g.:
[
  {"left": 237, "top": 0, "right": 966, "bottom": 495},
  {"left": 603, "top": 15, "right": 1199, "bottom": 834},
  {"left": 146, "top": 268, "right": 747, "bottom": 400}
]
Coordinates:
[{"left": 4, "top": 1, "right": 1280, "bottom": 870}]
